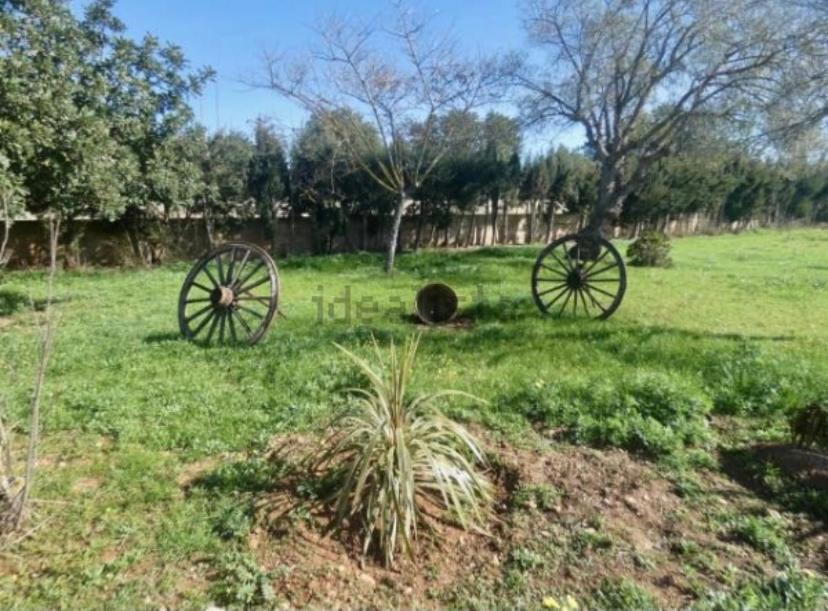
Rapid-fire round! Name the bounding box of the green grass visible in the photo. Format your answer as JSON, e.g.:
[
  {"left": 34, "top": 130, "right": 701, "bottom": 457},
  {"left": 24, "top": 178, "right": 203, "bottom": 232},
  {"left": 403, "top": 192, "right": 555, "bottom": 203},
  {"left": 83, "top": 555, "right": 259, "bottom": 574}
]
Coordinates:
[{"left": 1, "top": 228, "right": 827, "bottom": 607}]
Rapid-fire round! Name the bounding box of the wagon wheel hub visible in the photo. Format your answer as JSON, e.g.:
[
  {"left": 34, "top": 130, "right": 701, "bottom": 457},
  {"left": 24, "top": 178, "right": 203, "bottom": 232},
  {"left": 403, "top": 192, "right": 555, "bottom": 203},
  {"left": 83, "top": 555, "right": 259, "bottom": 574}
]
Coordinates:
[
  {"left": 567, "top": 267, "right": 586, "bottom": 289},
  {"left": 210, "top": 285, "right": 236, "bottom": 308}
]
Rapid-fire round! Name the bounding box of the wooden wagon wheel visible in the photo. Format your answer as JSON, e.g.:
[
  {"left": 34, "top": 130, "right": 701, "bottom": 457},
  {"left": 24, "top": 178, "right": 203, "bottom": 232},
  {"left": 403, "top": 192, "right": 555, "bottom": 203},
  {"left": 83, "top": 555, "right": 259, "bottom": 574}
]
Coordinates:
[
  {"left": 531, "top": 233, "right": 626, "bottom": 320},
  {"left": 178, "top": 242, "right": 280, "bottom": 345}
]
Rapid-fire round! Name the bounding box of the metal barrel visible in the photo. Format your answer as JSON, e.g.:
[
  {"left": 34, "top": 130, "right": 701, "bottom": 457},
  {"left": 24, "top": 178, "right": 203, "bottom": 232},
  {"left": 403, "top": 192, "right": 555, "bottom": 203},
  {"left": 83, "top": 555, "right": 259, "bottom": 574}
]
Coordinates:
[{"left": 414, "top": 283, "right": 458, "bottom": 325}]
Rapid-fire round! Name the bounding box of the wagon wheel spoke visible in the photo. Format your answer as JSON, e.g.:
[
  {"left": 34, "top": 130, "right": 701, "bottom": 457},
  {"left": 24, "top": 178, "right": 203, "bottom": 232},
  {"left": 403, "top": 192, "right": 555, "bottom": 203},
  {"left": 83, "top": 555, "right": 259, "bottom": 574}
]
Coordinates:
[
  {"left": 205, "top": 310, "right": 221, "bottom": 344},
  {"left": 185, "top": 304, "right": 214, "bottom": 324},
  {"left": 201, "top": 261, "right": 220, "bottom": 289},
  {"left": 227, "top": 310, "right": 238, "bottom": 342},
  {"left": 237, "top": 304, "right": 265, "bottom": 320},
  {"left": 238, "top": 274, "right": 270, "bottom": 295},
  {"left": 191, "top": 281, "right": 213, "bottom": 294},
  {"left": 583, "top": 247, "right": 610, "bottom": 275},
  {"left": 539, "top": 264, "right": 568, "bottom": 279},
  {"left": 231, "top": 249, "right": 251, "bottom": 286},
  {"left": 582, "top": 285, "right": 608, "bottom": 315},
  {"left": 232, "top": 308, "right": 255, "bottom": 338},
  {"left": 185, "top": 297, "right": 212, "bottom": 304},
  {"left": 234, "top": 261, "right": 264, "bottom": 291},
  {"left": 192, "top": 309, "right": 216, "bottom": 337},
  {"left": 585, "top": 262, "right": 620, "bottom": 280},
  {"left": 237, "top": 293, "right": 272, "bottom": 308},
  {"left": 218, "top": 311, "right": 226, "bottom": 343},
  {"left": 214, "top": 251, "right": 226, "bottom": 285},
  {"left": 225, "top": 247, "right": 237, "bottom": 288},
  {"left": 537, "top": 282, "right": 569, "bottom": 298},
  {"left": 543, "top": 284, "right": 570, "bottom": 311},
  {"left": 556, "top": 287, "right": 574, "bottom": 317}
]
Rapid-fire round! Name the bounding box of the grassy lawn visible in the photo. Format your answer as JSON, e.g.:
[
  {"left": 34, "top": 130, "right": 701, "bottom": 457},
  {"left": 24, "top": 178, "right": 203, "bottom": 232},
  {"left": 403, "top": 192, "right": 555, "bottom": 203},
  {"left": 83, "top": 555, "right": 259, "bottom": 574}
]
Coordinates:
[{"left": 1, "top": 228, "right": 827, "bottom": 608}]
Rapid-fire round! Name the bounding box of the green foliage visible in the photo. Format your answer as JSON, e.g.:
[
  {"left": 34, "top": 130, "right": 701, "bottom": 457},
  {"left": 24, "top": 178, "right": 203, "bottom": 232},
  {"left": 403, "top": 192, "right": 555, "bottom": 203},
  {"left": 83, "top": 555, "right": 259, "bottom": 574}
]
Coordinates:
[
  {"left": 210, "top": 550, "right": 275, "bottom": 608},
  {"left": 696, "top": 568, "right": 827, "bottom": 611},
  {"left": 0, "top": 0, "right": 211, "bottom": 226},
  {"left": 512, "top": 483, "right": 562, "bottom": 512},
  {"left": 726, "top": 514, "right": 791, "bottom": 564},
  {"left": 591, "top": 578, "right": 659, "bottom": 611},
  {"left": 311, "top": 334, "right": 492, "bottom": 566},
  {"left": 509, "top": 546, "right": 544, "bottom": 572},
  {"left": 627, "top": 231, "right": 673, "bottom": 267},
  {"left": 790, "top": 402, "right": 828, "bottom": 449},
  {"left": 704, "top": 344, "right": 823, "bottom": 417},
  {"left": 502, "top": 371, "right": 712, "bottom": 459}
]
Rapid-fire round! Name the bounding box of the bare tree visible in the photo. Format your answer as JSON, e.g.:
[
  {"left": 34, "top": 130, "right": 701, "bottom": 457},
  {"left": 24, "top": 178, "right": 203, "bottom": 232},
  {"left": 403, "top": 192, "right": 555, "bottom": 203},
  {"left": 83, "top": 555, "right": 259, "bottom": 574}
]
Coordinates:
[
  {"left": 515, "top": 0, "right": 804, "bottom": 233},
  {"left": 1, "top": 216, "right": 59, "bottom": 534},
  {"left": 761, "top": 2, "right": 828, "bottom": 145},
  {"left": 261, "top": 4, "right": 503, "bottom": 271}
]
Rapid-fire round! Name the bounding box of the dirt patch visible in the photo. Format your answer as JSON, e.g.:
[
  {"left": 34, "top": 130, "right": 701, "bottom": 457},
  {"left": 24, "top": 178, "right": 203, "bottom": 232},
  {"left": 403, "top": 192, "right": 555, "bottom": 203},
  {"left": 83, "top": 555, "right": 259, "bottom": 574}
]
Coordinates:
[
  {"left": 243, "top": 434, "right": 805, "bottom": 609},
  {"left": 402, "top": 313, "right": 476, "bottom": 331},
  {"left": 71, "top": 477, "right": 102, "bottom": 495},
  {"left": 754, "top": 443, "right": 828, "bottom": 490}
]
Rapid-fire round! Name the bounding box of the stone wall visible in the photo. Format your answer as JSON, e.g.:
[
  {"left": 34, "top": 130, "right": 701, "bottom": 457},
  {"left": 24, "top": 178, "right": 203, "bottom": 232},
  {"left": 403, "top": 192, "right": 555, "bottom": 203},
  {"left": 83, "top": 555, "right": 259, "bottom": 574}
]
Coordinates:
[{"left": 2, "top": 212, "right": 765, "bottom": 268}]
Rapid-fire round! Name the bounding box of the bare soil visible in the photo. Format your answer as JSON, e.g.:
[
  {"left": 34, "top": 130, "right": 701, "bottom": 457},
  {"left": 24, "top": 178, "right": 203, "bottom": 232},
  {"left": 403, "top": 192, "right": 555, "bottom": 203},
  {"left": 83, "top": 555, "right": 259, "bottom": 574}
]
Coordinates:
[{"left": 242, "top": 433, "right": 827, "bottom": 609}]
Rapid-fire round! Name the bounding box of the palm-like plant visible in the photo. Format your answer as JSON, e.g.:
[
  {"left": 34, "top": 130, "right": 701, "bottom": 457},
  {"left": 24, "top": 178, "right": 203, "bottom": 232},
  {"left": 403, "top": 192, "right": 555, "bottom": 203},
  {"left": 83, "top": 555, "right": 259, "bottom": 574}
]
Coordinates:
[{"left": 312, "top": 334, "right": 491, "bottom": 567}]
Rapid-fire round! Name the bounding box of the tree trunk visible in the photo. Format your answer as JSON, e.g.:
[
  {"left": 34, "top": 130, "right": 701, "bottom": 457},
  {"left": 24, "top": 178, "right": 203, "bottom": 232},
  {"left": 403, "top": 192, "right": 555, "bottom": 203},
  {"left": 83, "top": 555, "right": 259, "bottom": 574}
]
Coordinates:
[
  {"left": 414, "top": 205, "right": 425, "bottom": 251},
  {"left": 0, "top": 198, "right": 12, "bottom": 268},
  {"left": 587, "top": 161, "right": 624, "bottom": 235},
  {"left": 545, "top": 202, "right": 555, "bottom": 243},
  {"left": 453, "top": 212, "right": 464, "bottom": 246},
  {"left": 465, "top": 213, "right": 476, "bottom": 247},
  {"left": 204, "top": 200, "right": 216, "bottom": 248},
  {"left": 428, "top": 222, "right": 436, "bottom": 247},
  {"left": 384, "top": 190, "right": 406, "bottom": 273},
  {"left": 527, "top": 200, "right": 536, "bottom": 244},
  {"left": 269, "top": 200, "right": 280, "bottom": 256},
  {"left": 489, "top": 194, "right": 499, "bottom": 244}
]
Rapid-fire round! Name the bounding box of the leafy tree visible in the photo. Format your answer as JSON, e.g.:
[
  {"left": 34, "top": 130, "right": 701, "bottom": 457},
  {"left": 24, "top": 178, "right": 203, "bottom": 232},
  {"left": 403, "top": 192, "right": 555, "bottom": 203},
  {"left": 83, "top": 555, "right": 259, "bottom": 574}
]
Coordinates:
[
  {"left": 247, "top": 118, "right": 290, "bottom": 255},
  {"left": 291, "top": 112, "right": 391, "bottom": 253},
  {"left": 479, "top": 112, "right": 522, "bottom": 243},
  {"left": 197, "top": 130, "right": 255, "bottom": 246},
  {"left": 0, "top": 0, "right": 212, "bottom": 264}
]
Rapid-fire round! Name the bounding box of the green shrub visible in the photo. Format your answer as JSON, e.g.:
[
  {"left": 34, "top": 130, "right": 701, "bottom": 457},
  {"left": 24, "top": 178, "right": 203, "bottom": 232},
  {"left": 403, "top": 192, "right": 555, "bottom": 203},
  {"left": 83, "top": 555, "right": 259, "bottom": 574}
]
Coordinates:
[
  {"left": 210, "top": 550, "right": 275, "bottom": 608},
  {"left": 311, "top": 334, "right": 492, "bottom": 567},
  {"left": 703, "top": 343, "right": 828, "bottom": 418},
  {"left": 591, "top": 577, "right": 659, "bottom": 610},
  {"left": 504, "top": 372, "right": 712, "bottom": 459},
  {"left": 726, "top": 513, "right": 791, "bottom": 564},
  {"left": 696, "top": 568, "right": 827, "bottom": 611},
  {"left": 627, "top": 231, "right": 672, "bottom": 267},
  {"left": 512, "top": 483, "right": 562, "bottom": 512}
]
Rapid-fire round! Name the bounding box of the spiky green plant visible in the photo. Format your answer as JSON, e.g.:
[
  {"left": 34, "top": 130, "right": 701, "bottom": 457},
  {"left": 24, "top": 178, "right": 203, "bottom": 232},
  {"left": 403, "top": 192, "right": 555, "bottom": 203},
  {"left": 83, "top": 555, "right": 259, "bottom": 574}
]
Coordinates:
[{"left": 312, "top": 334, "right": 492, "bottom": 567}]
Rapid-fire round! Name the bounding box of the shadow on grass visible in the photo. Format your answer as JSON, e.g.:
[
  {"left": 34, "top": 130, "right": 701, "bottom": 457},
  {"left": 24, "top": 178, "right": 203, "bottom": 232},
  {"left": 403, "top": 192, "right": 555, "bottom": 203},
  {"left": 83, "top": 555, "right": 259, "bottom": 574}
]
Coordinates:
[
  {"left": 143, "top": 331, "right": 186, "bottom": 344},
  {"left": 719, "top": 445, "right": 828, "bottom": 524},
  {"left": 189, "top": 457, "right": 287, "bottom": 496},
  {"left": 0, "top": 289, "right": 72, "bottom": 316}
]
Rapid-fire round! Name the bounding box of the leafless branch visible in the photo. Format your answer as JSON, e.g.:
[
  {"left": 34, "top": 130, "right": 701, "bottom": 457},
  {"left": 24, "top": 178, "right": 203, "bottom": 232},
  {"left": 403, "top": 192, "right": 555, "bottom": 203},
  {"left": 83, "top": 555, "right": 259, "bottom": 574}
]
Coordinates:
[{"left": 1, "top": 215, "right": 60, "bottom": 534}]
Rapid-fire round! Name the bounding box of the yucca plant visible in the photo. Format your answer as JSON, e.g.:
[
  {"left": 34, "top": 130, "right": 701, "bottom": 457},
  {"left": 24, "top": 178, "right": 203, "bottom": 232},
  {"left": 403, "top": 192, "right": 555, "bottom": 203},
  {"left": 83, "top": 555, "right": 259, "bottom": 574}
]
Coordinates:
[{"left": 311, "top": 334, "right": 491, "bottom": 567}]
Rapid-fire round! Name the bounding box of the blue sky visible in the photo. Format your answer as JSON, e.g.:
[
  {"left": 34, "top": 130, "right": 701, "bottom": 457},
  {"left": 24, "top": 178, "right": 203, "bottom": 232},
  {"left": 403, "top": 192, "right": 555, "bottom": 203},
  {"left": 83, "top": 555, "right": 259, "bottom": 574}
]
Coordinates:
[{"left": 71, "top": 0, "right": 584, "bottom": 153}]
